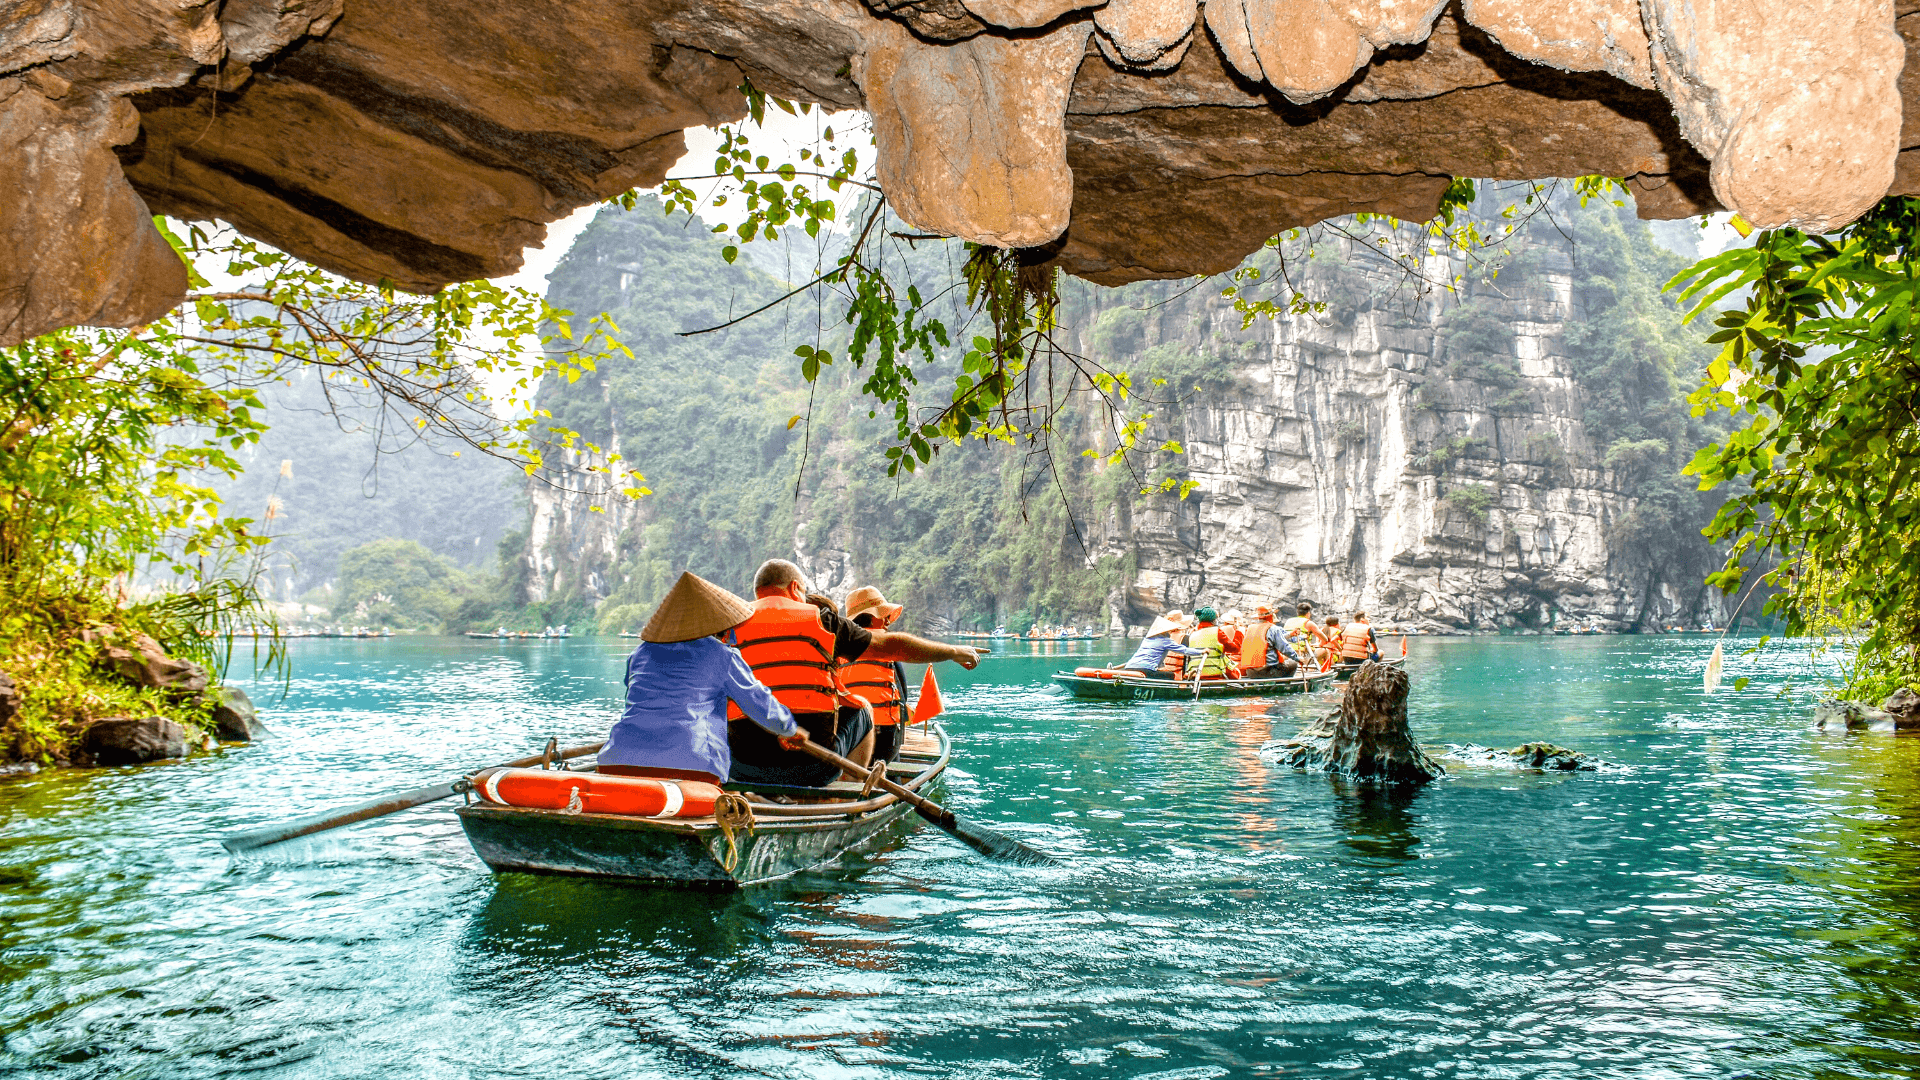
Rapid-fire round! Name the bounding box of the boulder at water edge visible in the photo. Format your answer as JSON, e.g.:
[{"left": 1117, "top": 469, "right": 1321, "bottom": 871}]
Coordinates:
[
  {"left": 80, "top": 717, "right": 186, "bottom": 766},
  {"left": 211, "top": 687, "right": 266, "bottom": 742},
  {"left": 1808, "top": 693, "right": 1920, "bottom": 733},
  {"left": 1265, "top": 662, "right": 1445, "bottom": 784},
  {"left": 1881, "top": 687, "right": 1920, "bottom": 731},
  {"left": 102, "top": 632, "right": 209, "bottom": 697}
]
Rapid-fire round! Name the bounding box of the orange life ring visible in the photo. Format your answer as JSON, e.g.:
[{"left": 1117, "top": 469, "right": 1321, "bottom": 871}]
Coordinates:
[
  {"left": 471, "top": 768, "right": 720, "bottom": 818},
  {"left": 1073, "top": 667, "right": 1148, "bottom": 679}
]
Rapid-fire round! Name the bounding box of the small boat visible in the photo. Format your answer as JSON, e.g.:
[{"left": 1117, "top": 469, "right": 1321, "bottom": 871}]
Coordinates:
[
  {"left": 456, "top": 725, "right": 951, "bottom": 888},
  {"left": 1330, "top": 655, "right": 1407, "bottom": 681},
  {"left": 1051, "top": 668, "right": 1336, "bottom": 700}
]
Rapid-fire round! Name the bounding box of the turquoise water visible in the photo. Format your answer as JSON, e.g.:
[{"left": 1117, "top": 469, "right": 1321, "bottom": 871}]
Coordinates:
[{"left": 3, "top": 635, "right": 1917, "bottom": 1078}]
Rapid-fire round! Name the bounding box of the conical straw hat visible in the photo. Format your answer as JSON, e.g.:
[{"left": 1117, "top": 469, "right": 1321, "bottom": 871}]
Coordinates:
[
  {"left": 1146, "top": 615, "right": 1180, "bottom": 638},
  {"left": 641, "top": 571, "right": 755, "bottom": 642}
]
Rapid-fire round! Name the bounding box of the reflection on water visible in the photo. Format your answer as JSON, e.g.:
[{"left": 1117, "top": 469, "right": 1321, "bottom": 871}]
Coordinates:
[
  {"left": 1329, "top": 780, "right": 1424, "bottom": 861},
  {"left": 2, "top": 634, "right": 1918, "bottom": 1077}
]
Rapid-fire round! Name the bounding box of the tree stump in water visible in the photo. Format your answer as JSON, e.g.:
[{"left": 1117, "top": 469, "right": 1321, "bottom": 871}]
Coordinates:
[{"left": 1269, "top": 661, "right": 1444, "bottom": 784}]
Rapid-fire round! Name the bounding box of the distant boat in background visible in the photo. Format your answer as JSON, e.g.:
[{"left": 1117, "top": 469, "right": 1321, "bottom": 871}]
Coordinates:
[{"left": 466, "top": 625, "right": 572, "bottom": 640}]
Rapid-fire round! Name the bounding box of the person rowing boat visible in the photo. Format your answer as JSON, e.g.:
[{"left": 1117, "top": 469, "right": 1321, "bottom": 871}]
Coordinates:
[{"left": 1120, "top": 614, "right": 1207, "bottom": 679}]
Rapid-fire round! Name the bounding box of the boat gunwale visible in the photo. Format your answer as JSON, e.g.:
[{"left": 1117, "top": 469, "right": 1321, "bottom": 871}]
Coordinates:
[{"left": 458, "top": 722, "right": 951, "bottom": 834}]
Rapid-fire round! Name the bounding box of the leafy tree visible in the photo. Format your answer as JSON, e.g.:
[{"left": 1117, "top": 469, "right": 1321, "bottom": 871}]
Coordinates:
[
  {"left": 1674, "top": 196, "right": 1920, "bottom": 696},
  {"left": 0, "top": 222, "right": 627, "bottom": 761}
]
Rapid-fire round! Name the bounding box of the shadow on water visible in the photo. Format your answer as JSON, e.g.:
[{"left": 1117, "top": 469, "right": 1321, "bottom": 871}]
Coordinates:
[
  {"left": 1327, "top": 778, "right": 1426, "bottom": 860},
  {"left": 466, "top": 873, "right": 771, "bottom": 968}
]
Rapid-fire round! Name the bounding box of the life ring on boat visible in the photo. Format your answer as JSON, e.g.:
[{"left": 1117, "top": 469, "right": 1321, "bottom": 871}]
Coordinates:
[
  {"left": 1073, "top": 667, "right": 1148, "bottom": 679},
  {"left": 470, "top": 768, "right": 720, "bottom": 818}
]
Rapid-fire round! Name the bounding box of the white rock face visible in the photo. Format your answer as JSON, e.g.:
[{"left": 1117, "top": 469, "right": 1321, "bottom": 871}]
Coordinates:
[{"left": 1087, "top": 240, "right": 1728, "bottom": 632}]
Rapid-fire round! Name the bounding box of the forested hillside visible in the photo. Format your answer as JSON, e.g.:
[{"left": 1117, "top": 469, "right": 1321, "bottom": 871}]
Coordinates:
[
  {"left": 510, "top": 189, "right": 1730, "bottom": 635},
  {"left": 207, "top": 370, "right": 521, "bottom": 605}
]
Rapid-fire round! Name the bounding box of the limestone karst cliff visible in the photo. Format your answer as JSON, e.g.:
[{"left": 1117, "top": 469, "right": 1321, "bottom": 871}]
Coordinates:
[
  {"left": 515, "top": 192, "right": 1735, "bottom": 634},
  {"left": 5, "top": 0, "right": 1920, "bottom": 346}
]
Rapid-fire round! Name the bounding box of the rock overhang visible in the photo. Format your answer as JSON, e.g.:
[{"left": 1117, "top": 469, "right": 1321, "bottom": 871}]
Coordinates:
[{"left": 2, "top": 0, "right": 1916, "bottom": 345}]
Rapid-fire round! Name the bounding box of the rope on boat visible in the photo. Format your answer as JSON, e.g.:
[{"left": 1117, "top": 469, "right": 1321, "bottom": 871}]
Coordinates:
[{"left": 713, "top": 793, "right": 756, "bottom": 873}]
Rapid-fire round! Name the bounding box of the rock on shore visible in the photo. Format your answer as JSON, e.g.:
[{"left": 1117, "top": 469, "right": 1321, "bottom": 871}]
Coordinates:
[
  {"left": 211, "top": 687, "right": 266, "bottom": 742},
  {"left": 1262, "top": 661, "right": 1445, "bottom": 784},
  {"left": 1813, "top": 687, "right": 1920, "bottom": 733},
  {"left": 80, "top": 717, "right": 186, "bottom": 766}
]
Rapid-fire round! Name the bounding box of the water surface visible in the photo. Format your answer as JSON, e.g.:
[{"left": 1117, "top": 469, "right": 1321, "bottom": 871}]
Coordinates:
[{"left": 3, "top": 635, "right": 1917, "bottom": 1077}]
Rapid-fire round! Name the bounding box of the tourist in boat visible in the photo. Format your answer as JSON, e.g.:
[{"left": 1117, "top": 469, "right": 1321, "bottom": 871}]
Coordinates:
[
  {"left": 1120, "top": 614, "right": 1206, "bottom": 679},
  {"left": 1157, "top": 610, "right": 1197, "bottom": 678},
  {"left": 1186, "top": 608, "right": 1234, "bottom": 679},
  {"left": 727, "top": 559, "right": 982, "bottom": 788},
  {"left": 1238, "top": 605, "right": 1304, "bottom": 678},
  {"left": 1283, "top": 602, "right": 1333, "bottom": 666},
  {"left": 1339, "top": 611, "right": 1382, "bottom": 665},
  {"left": 840, "top": 585, "right": 912, "bottom": 764},
  {"left": 599, "top": 571, "right": 806, "bottom": 785},
  {"left": 1218, "top": 610, "right": 1246, "bottom": 662}
]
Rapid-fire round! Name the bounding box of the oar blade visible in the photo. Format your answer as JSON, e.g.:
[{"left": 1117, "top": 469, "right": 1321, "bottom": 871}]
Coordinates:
[
  {"left": 922, "top": 808, "right": 1056, "bottom": 866},
  {"left": 221, "top": 781, "right": 461, "bottom": 853}
]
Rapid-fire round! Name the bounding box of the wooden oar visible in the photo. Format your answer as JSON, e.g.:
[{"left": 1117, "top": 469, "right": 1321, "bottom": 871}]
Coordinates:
[
  {"left": 220, "top": 740, "right": 606, "bottom": 853},
  {"left": 793, "top": 738, "right": 1055, "bottom": 866}
]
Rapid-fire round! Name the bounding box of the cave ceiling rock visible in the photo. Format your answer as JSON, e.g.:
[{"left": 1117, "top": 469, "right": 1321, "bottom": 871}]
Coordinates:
[
  {"left": 859, "top": 16, "right": 1091, "bottom": 247},
  {"left": 1642, "top": 0, "right": 1906, "bottom": 230},
  {"left": 1459, "top": 0, "right": 1653, "bottom": 88},
  {"left": 1, "top": 0, "right": 1916, "bottom": 348},
  {"left": 0, "top": 0, "right": 343, "bottom": 345},
  {"left": 961, "top": 0, "right": 1105, "bottom": 29},
  {"left": 1092, "top": 0, "right": 1198, "bottom": 69}
]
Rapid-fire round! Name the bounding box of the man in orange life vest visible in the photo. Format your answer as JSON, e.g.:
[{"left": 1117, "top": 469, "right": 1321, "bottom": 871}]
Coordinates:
[
  {"left": 727, "top": 559, "right": 981, "bottom": 788},
  {"left": 1337, "top": 610, "right": 1381, "bottom": 665},
  {"left": 840, "top": 585, "right": 912, "bottom": 763},
  {"left": 1238, "top": 605, "right": 1304, "bottom": 678}
]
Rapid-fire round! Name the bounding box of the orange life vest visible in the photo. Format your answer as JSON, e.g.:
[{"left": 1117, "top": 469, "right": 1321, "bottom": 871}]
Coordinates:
[
  {"left": 1340, "top": 621, "right": 1375, "bottom": 659},
  {"left": 726, "top": 595, "right": 847, "bottom": 719},
  {"left": 839, "top": 656, "right": 905, "bottom": 726},
  {"left": 1240, "top": 620, "right": 1275, "bottom": 668}
]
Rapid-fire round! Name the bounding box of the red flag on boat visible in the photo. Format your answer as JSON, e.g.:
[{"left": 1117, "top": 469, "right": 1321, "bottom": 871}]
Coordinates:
[
  {"left": 911, "top": 666, "right": 944, "bottom": 724},
  {"left": 1400, "top": 635, "right": 1408, "bottom": 657}
]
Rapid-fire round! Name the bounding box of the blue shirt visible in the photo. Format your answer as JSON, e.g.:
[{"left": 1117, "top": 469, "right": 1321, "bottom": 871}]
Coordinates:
[
  {"left": 601, "top": 637, "right": 798, "bottom": 780},
  {"left": 1120, "top": 635, "right": 1206, "bottom": 672}
]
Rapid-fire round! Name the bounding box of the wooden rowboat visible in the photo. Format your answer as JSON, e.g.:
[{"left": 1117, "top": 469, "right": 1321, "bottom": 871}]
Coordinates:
[
  {"left": 455, "top": 724, "right": 950, "bottom": 889},
  {"left": 1332, "top": 655, "right": 1406, "bottom": 682},
  {"left": 1051, "top": 669, "right": 1336, "bottom": 700}
]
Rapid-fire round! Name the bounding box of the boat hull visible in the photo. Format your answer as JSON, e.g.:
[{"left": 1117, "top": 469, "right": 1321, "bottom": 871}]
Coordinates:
[
  {"left": 1052, "top": 670, "right": 1335, "bottom": 700},
  {"left": 458, "top": 798, "right": 923, "bottom": 889},
  {"left": 456, "top": 725, "right": 949, "bottom": 889}
]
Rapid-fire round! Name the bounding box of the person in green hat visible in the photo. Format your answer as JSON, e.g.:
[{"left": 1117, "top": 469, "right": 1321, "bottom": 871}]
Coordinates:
[{"left": 1186, "top": 607, "right": 1233, "bottom": 679}]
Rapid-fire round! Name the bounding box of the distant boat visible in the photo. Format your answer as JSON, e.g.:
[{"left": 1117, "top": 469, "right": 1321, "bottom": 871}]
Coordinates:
[{"left": 1052, "top": 668, "right": 1336, "bottom": 700}]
